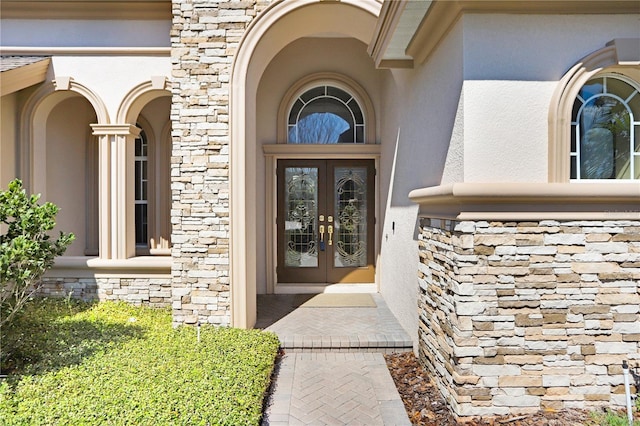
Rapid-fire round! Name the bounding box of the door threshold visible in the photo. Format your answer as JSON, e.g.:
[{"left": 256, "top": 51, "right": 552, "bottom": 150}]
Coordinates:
[{"left": 274, "top": 283, "right": 377, "bottom": 294}]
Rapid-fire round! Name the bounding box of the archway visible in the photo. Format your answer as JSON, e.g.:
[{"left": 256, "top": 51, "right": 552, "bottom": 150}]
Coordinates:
[
  {"left": 229, "top": 0, "right": 381, "bottom": 327},
  {"left": 22, "top": 85, "right": 103, "bottom": 256}
]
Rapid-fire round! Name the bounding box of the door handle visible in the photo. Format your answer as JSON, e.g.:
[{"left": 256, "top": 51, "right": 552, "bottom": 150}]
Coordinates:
[
  {"left": 319, "top": 225, "right": 325, "bottom": 251},
  {"left": 327, "top": 225, "right": 333, "bottom": 246}
]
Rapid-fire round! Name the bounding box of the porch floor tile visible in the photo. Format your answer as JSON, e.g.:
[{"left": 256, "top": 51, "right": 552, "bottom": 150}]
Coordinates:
[
  {"left": 256, "top": 293, "right": 413, "bottom": 352},
  {"left": 257, "top": 293, "right": 412, "bottom": 425}
]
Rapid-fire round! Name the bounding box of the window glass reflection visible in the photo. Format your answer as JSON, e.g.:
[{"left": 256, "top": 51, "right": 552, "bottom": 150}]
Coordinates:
[
  {"left": 289, "top": 113, "right": 351, "bottom": 144},
  {"left": 572, "top": 76, "right": 638, "bottom": 180},
  {"left": 288, "top": 85, "right": 364, "bottom": 144}
]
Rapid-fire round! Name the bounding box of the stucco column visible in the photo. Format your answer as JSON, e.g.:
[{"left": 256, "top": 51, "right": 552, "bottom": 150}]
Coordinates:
[{"left": 90, "top": 124, "right": 140, "bottom": 259}]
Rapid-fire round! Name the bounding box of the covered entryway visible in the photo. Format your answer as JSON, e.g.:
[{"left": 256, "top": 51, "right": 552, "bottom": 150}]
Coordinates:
[
  {"left": 264, "top": 73, "right": 381, "bottom": 292},
  {"left": 230, "top": 0, "right": 385, "bottom": 328},
  {"left": 277, "top": 159, "right": 375, "bottom": 284}
]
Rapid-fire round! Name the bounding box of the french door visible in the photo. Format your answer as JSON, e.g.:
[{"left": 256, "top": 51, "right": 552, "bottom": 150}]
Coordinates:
[{"left": 276, "top": 159, "right": 375, "bottom": 283}]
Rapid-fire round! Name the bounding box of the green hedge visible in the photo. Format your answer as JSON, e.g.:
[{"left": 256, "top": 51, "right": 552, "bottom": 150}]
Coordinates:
[{"left": 1, "top": 299, "right": 280, "bottom": 425}]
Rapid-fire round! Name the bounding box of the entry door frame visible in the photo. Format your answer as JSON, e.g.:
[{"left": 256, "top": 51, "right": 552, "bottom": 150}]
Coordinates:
[{"left": 263, "top": 143, "right": 381, "bottom": 293}]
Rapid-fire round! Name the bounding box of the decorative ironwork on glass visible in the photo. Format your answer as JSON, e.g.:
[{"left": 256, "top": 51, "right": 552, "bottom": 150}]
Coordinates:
[
  {"left": 284, "top": 167, "right": 318, "bottom": 267},
  {"left": 571, "top": 76, "right": 639, "bottom": 180},
  {"left": 334, "top": 167, "right": 367, "bottom": 267},
  {"left": 288, "top": 85, "right": 365, "bottom": 144}
]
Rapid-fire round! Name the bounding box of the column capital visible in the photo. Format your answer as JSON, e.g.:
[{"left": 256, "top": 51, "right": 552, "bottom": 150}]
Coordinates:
[{"left": 91, "top": 123, "right": 141, "bottom": 137}]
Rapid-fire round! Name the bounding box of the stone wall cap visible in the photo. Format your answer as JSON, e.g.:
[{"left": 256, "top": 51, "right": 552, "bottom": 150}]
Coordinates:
[
  {"left": 409, "top": 183, "right": 640, "bottom": 204},
  {"left": 409, "top": 183, "right": 640, "bottom": 220},
  {"left": 53, "top": 256, "right": 171, "bottom": 271}
]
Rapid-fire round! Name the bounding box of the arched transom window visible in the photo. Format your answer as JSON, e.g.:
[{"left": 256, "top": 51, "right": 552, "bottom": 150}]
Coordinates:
[
  {"left": 571, "top": 75, "right": 639, "bottom": 180},
  {"left": 288, "top": 85, "right": 365, "bottom": 144}
]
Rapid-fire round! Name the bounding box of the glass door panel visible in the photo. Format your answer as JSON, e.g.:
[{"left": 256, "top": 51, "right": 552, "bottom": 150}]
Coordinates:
[
  {"left": 277, "top": 160, "right": 327, "bottom": 283},
  {"left": 277, "top": 159, "right": 374, "bottom": 284},
  {"left": 326, "top": 160, "right": 375, "bottom": 283},
  {"left": 334, "top": 167, "right": 367, "bottom": 268},
  {"left": 284, "top": 167, "right": 318, "bottom": 268}
]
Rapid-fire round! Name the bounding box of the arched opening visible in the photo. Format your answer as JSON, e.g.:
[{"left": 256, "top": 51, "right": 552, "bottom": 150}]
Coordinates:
[
  {"left": 230, "top": 0, "right": 381, "bottom": 327},
  {"left": 26, "top": 89, "right": 99, "bottom": 257},
  {"left": 46, "top": 95, "right": 99, "bottom": 256},
  {"left": 117, "top": 80, "right": 171, "bottom": 258},
  {"left": 21, "top": 79, "right": 108, "bottom": 257},
  {"left": 134, "top": 96, "right": 172, "bottom": 255}
]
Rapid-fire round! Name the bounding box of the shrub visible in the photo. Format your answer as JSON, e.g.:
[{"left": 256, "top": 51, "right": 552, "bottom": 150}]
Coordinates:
[{"left": 0, "top": 179, "right": 74, "bottom": 331}]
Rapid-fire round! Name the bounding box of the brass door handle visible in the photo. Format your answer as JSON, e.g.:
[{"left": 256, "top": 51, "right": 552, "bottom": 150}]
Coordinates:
[
  {"left": 327, "top": 225, "right": 333, "bottom": 246},
  {"left": 319, "top": 225, "right": 325, "bottom": 251}
]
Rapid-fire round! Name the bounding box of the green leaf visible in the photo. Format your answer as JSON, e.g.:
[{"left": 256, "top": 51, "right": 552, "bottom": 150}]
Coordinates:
[{"left": 1, "top": 179, "right": 75, "bottom": 330}]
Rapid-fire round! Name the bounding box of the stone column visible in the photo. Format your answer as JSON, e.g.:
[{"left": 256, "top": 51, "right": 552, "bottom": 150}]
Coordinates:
[
  {"left": 90, "top": 124, "right": 140, "bottom": 259},
  {"left": 170, "top": 0, "right": 269, "bottom": 326}
]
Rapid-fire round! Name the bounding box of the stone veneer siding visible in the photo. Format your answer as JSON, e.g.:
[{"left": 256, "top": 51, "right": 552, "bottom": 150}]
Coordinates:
[
  {"left": 38, "top": 277, "right": 172, "bottom": 307},
  {"left": 418, "top": 218, "right": 640, "bottom": 417},
  {"left": 170, "top": 0, "right": 269, "bottom": 325}
]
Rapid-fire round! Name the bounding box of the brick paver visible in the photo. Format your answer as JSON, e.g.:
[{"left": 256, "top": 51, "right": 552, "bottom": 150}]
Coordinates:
[
  {"left": 259, "top": 294, "right": 412, "bottom": 425},
  {"left": 258, "top": 294, "right": 413, "bottom": 352},
  {"left": 262, "top": 353, "right": 410, "bottom": 426}
]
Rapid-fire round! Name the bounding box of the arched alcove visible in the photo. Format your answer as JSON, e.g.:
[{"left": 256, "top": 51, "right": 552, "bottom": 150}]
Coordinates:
[
  {"left": 21, "top": 80, "right": 108, "bottom": 195},
  {"left": 230, "top": 0, "right": 381, "bottom": 327},
  {"left": 21, "top": 86, "right": 101, "bottom": 256},
  {"left": 135, "top": 96, "right": 172, "bottom": 255}
]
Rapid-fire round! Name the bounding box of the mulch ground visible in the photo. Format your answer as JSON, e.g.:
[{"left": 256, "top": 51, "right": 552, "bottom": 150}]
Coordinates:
[{"left": 384, "top": 352, "right": 611, "bottom": 426}]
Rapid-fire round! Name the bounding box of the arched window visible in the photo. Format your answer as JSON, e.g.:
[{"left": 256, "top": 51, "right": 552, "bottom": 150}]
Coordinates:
[
  {"left": 571, "top": 75, "right": 639, "bottom": 180},
  {"left": 288, "top": 85, "right": 365, "bottom": 144}
]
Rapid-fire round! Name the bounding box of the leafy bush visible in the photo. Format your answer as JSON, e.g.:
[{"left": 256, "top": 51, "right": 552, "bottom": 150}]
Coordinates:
[
  {"left": 0, "top": 179, "right": 74, "bottom": 331},
  {"left": 0, "top": 299, "right": 280, "bottom": 425}
]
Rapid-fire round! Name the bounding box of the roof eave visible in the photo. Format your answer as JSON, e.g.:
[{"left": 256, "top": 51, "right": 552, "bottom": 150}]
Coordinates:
[{"left": 1, "top": 58, "right": 51, "bottom": 96}]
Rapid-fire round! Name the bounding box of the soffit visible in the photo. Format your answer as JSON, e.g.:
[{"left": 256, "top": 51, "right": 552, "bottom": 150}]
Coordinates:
[
  {"left": 370, "top": 0, "right": 640, "bottom": 68},
  {"left": 0, "top": 56, "right": 50, "bottom": 96},
  {"left": 368, "top": 0, "right": 431, "bottom": 68},
  {"left": 0, "top": 1, "right": 171, "bottom": 20}
]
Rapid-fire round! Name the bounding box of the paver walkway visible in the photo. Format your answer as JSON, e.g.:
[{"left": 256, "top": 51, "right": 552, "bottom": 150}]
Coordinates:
[{"left": 258, "top": 293, "right": 412, "bottom": 425}]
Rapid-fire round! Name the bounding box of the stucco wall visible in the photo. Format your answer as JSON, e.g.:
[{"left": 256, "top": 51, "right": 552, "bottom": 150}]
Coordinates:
[
  {"left": 50, "top": 56, "right": 171, "bottom": 120},
  {"left": 381, "top": 12, "right": 639, "bottom": 342},
  {"left": 461, "top": 14, "right": 640, "bottom": 183},
  {"left": 1, "top": 20, "right": 169, "bottom": 47},
  {"left": 378, "top": 20, "right": 465, "bottom": 349},
  {"left": 140, "top": 96, "right": 171, "bottom": 138},
  {"left": 46, "top": 96, "right": 96, "bottom": 256}
]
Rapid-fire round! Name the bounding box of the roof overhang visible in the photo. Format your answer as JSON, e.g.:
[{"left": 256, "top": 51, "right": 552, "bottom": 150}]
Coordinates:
[
  {"left": 369, "top": 0, "right": 640, "bottom": 69},
  {"left": 1, "top": 57, "right": 51, "bottom": 96}
]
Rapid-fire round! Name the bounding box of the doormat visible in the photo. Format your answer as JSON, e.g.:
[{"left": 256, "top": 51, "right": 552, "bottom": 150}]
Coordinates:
[{"left": 298, "top": 293, "right": 376, "bottom": 308}]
